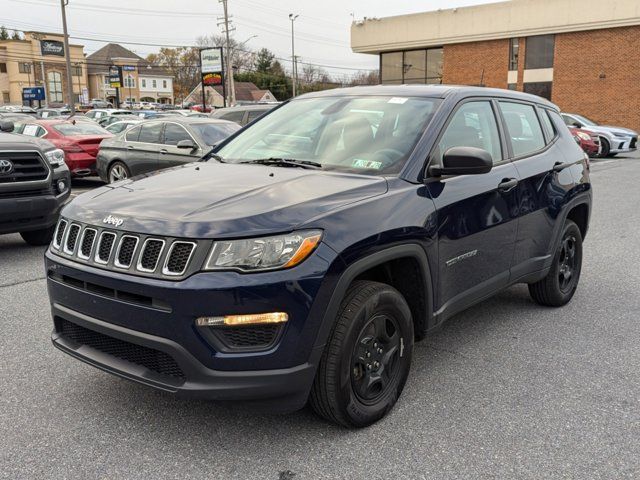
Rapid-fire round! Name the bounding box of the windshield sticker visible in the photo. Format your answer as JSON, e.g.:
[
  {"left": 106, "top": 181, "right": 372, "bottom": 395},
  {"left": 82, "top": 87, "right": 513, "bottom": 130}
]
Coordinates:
[
  {"left": 352, "top": 159, "right": 383, "bottom": 170},
  {"left": 388, "top": 97, "right": 408, "bottom": 104}
]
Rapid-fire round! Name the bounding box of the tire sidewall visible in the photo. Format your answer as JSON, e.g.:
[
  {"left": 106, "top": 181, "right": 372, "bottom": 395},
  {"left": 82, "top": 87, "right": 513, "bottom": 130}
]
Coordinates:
[
  {"left": 108, "top": 161, "right": 130, "bottom": 183},
  {"left": 550, "top": 221, "right": 583, "bottom": 301},
  {"left": 336, "top": 288, "right": 414, "bottom": 427}
]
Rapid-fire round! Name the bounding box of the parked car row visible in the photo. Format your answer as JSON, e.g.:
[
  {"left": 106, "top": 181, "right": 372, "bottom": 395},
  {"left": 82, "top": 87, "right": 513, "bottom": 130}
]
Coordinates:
[{"left": 562, "top": 112, "right": 637, "bottom": 157}]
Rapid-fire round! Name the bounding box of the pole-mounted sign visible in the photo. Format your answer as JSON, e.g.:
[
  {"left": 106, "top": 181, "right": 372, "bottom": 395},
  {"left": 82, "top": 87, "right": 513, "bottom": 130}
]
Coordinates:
[
  {"left": 200, "top": 47, "right": 225, "bottom": 108},
  {"left": 108, "top": 65, "right": 123, "bottom": 88}
]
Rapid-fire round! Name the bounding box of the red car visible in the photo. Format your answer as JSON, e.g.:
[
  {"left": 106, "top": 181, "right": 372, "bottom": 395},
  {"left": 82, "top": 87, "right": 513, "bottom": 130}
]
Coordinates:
[
  {"left": 568, "top": 126, "right": 599, "bottom": 157},
  {"left": 189, "top": 104, "right": 212, "bottom": 113},
  {"left": 14, "top": 119, "right": 112, "bottom": 177}
]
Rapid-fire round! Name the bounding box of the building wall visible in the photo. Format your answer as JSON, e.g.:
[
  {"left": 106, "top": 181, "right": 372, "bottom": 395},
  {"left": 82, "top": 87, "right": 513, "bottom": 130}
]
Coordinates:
[
  {"left": 442, "top": 39, "right": 509, "bottom": 88},
  {"left": 552, "top": 26, "right": 640, "bottom": 132}
]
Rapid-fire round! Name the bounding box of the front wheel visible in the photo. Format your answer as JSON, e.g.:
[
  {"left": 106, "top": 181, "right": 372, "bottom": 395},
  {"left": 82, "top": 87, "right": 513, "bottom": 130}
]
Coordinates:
[
  {"left": 598, "top": 137, "right": 610, "bottom": 157},
  {"left": 528, "top": 219, "right": 583, "bottom": 306},
  {"left": 20, "top": 225, "right": 56, "bottom": 246},
  {"left": 108, "top": 161, "right": 130, "bottom": 183},
  {"left": 309, "top": 281, "right": 414, "bottom": 428}
]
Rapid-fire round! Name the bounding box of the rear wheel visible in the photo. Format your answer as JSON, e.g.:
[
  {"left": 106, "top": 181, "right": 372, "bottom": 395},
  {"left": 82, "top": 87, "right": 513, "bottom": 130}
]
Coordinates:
[
  {"left": 20, "top": 225, "right": 56, "bottom": 246},
  {"left": 310, "top": 281, "right": 414, "bottom": 428},
  {"left": 108, "top": 161, "right": 130, "bottom": 183},
  {"left": 528, "top": 219, "right": 582, "bottom": 306}
]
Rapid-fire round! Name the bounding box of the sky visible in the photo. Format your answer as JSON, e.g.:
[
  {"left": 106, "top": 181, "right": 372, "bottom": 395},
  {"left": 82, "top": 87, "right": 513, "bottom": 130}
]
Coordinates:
[{"left": 0, "top": 0, "right": 496, "bottom": 82}]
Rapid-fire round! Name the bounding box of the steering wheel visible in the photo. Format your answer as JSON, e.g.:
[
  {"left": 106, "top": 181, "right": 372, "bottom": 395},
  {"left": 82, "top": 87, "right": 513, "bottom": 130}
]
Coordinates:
[{"left": 370, "top": 148, "right": 404, "bottom": 167}]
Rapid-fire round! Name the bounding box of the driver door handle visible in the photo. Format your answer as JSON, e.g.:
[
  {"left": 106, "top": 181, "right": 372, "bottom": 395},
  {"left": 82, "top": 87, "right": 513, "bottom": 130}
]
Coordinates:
[
  {"left": 126, "top": 145, "right": 134, "bottom": 150},
  {"left": 159, "top": 149, "right": 168, "bottom": 154},
  {"left": 498, "top": 178, "right": 518, "bottom": 192}
]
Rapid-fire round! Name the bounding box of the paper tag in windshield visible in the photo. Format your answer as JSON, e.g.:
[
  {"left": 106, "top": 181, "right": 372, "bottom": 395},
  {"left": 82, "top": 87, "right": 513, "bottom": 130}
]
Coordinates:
[
  {"left": 352, "top": 159, "right": 383, "bottom": 170},
  {"left": 23, "top": 125, "right": 39, "bottom": 136},
  {"left": 388, "top": 97, "right": 408, "bottom": 104}
]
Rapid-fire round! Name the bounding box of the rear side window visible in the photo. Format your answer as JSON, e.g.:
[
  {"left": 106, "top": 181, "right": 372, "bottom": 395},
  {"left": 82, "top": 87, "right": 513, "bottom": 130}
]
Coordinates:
[
  {"left": 437, "top": 100, "right": 502, "bottom": 164},
  {"left": 125, "top": 125, "right": 141, "bottom": 142},
  {"left": 137, "top": 123, "right": 162, "bottom": 143},
  {"left": 499, "top": 102, "right": 545, "bottom": 157}
]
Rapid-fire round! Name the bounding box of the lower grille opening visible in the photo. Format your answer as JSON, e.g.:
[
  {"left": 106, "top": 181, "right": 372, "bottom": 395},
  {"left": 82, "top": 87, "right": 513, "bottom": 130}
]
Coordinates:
[
  {"left": 207, "top": 324, "right": 283, "bottom": 352},
  {"left": 57, "top": 318, "right": 185, "bottom": 381}
]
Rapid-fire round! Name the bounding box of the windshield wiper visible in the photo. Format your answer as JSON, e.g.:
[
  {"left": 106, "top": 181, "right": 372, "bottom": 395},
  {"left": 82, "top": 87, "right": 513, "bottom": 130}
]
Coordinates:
[
  {"left": 240, "top": 157, "right": 322, "bottom": 170},
  {"left": 200, "top": 147, "right": 226, "bottom": 163}
]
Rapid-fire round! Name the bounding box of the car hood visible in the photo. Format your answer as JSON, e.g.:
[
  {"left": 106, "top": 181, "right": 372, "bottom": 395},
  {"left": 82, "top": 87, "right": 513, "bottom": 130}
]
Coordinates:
[
  {"left": 0, "top": 131, "right": 56, "bottom": 151},
  {"left": 63, "top": 162, "right": 388, "bottom": 238}
]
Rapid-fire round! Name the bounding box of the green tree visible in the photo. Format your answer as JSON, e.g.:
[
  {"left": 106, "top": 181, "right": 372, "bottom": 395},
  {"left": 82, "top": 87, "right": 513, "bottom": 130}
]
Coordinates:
[
  {"left": 254, "top": 48, "right": 275, "bottom": 73},
  {"left": 0, "top": 27, "right": 9, "bottom": 40},
  {"left": 146, "top": 47, "right": 200, "bottom": 104}
]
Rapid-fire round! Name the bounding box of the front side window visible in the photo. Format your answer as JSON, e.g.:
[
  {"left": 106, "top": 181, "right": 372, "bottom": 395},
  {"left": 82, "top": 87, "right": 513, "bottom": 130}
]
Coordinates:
[
  {"left": 436, "top": 101, "right": 502, "bottom": 164},
  {"left": 163, "top": 123, "right": 192, "bottom": 145},
  {"left": 499, "top": 101, "right": 545, "bottom": 157},
  {"left": 47, "top": 71, "right": 63, "bottom": 103},
  {"left": 525, "top": 35, "right": 555, "bottom": 69},
  {"left": 217, "top": 96, "right": 441, "bottom": 175},
  {"left": 219, "top": 110, "right": 245, "bottom": 124},
  {"left": 191, "top": 123, "right": 240, "bottom": 146}
]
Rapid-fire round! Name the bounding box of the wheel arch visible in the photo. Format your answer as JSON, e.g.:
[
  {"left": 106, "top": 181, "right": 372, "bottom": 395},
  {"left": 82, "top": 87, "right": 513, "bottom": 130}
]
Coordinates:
[
  {"left": 313, "top": 244, "right": 435, "bottom": 350},
  {"left": 566, "top": 202, "right": 590, "bottom": 239}
]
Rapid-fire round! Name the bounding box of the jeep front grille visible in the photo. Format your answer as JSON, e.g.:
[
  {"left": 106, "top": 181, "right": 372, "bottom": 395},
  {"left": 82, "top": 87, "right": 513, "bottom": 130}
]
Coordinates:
[{"left": 50, "top": 218, "right": 202, "bottom": 279}]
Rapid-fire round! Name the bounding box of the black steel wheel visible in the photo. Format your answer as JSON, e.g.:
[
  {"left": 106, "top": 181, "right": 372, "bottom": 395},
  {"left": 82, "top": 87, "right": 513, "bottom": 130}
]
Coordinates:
[
  {"left": 310, "top": 280, "right": 413, "bottom": 428},
  {"left": 529, "top": 219, "right": 583, "bottom": 306}
]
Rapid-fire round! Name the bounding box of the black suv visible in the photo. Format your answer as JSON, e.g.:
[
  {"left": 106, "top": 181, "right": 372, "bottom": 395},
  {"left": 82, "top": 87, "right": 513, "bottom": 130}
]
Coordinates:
[
  {"left": 46, "top": 86, "right": 591, "bottom": 427},
  {"left": 0, "top": 120, "right": 70, "bottom": 245}
]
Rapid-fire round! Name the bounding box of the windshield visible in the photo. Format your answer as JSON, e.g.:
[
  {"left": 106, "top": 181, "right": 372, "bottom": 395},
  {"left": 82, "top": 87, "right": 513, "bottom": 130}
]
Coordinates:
[
  {"left": 216, "top": 96, "right": 441, "bottom": 175},
  {"left": 573, "top": 114, "right": 598, "bottom": 126},
  {"left": 52, "top": 123, "right": 109, "bottom": 136},
  {"left": 192, "top": 122, "right": 241, "bottom": 146}
]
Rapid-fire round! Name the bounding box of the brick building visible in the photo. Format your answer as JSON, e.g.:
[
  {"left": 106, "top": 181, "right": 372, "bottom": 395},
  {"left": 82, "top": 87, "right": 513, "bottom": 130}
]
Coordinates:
[{"left": 351, "top": 0, "right": 640, "bottom": 132}]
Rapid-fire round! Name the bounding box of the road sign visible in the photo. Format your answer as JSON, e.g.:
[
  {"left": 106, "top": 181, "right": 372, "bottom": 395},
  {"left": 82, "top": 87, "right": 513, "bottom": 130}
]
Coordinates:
[
  {"left": 122, "top": 65, "right": 136, "bottom": 71},
  {"left": 109, "top": 66, "right": 123, "bottom": 88}
]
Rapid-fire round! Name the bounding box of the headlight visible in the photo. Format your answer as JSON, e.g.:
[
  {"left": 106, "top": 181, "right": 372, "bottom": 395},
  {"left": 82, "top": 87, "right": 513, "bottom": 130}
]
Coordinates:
[
  {"left": 204, "top": 230, "right": 322, "bottom": 272},
  {"left": 44, "top": 148, "right": 65, "bottom": 167},
  {"left": 576, "top": 132, "right": 591, "bottom": 141}
]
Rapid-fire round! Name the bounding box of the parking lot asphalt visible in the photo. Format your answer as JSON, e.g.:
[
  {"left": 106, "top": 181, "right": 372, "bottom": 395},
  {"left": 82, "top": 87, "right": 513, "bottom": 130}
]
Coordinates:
[{"left": 1, "top": 154, "right": 639, "bottom": 480}]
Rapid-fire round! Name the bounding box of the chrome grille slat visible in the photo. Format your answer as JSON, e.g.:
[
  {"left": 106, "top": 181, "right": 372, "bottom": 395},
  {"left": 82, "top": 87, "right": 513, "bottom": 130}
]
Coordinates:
[
  {"left": 114, "top": 235, "right": 139, "bottom": 269},
  {"left": 137, "top": 238, "right": 165, "bottom": 272},
  {"left": 63, "top": 224, "right": 81, "bottom": 255},
  {"left": 78, "top": 228, "right": 97, "bottom": 260},
  {"left": 53, "top": 219, "right": 67, "bottom": 249},
  {"left": 95, "top": 231, "right": 117, "bottom": 264},
  {"left": 163, "top": 242, "right": 196, "bottom": 276}
]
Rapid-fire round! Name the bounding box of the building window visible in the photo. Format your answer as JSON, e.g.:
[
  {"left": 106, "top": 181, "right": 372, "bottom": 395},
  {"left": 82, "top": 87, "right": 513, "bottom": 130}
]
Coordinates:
[
  {"left": 507, "top": 83, "right": 517, "bottom": 90},
  {"left": 141, "top": 79, "right": 146, "bottom": 88},
  {"left": 47, "top": 71, "right": 63, "bottom": 103},
  {"left": 104, "top": 75, "right": 110, "bottom": 86},
  {"left": 380, "top": 48, "right": 443, "bottom": 85},
  {"left": 509, "top": 38, "right": 519, "bottom": 70},
  {"left": 2, "top": 92, "right": 9, "bottom": 103},
  {"left": 525, "top": 34, "right": 555, "bottom": 69},
  {"left": 72, "top": 65, "right": 82, "bottom": 76},
  {"left": 124, "top": 75, "right": 135, "bottom": 88},
  {"left": 523, "top": 81, "right": 552, "bottom": 100},
  {"left": 0, "top": 63, "right": 7, "bottom": 73},
  {"left": 162, "top": 80, "right": 167, "bottom": 88},
  {"left": 152, "top": 79, "right": 157, "bottom": 88},
  {"left": 19, "top": 62, "right": 31, "bottom": 74}
]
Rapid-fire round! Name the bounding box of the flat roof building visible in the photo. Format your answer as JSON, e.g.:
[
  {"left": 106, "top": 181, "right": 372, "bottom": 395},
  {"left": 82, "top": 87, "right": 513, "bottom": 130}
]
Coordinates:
[{"left": 351, "top": 0, "right": 640, "bottom": 132}]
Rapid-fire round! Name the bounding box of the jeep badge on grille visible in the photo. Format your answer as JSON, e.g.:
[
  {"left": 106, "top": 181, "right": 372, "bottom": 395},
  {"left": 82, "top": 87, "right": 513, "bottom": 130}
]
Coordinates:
[{"left": 102, "top": 215, "right": 124, "bottom": 227}]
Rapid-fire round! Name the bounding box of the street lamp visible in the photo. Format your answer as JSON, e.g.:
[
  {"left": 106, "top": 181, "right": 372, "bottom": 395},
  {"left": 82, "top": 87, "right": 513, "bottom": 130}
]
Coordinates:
[{"left": 289, "top": 14, "right": 299, "bottom": 97}]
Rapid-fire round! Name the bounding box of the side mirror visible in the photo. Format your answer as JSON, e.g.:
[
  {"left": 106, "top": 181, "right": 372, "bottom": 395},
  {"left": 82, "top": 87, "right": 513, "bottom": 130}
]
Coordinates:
[
  {"left": 0, "top": 120, "right": 14, "bottom": 133},
  {"left": 429, "top": 146, "right": 493, "bottom": 177},
  {"left": 177, "top": 139, "right": 196, "bottom": 150},
  {"left": 572, "top": 121, "right": 582, "bottom": 128}
]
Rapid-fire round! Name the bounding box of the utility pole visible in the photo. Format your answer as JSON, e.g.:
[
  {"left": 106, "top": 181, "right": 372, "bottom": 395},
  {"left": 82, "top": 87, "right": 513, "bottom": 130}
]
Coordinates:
[
  {"left": 218, "top": 0, "right": 236, "bottom": 106},
  {"left": 289, "top": 14, "right": 299, "bottom": 98},
  {"left": 59, "top": 0, "right": 75, "bottom": 114}
]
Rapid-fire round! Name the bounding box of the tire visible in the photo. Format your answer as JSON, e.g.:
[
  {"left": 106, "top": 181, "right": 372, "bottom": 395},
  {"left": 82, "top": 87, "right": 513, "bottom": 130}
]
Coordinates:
[
  {"left": 598, "top": 137, "right": 610, "bottom": 157},
  {"left": 20, "top": 225, "right": 56, "bottom": 246},
  {"left": 108, "top": 161, "right": 130, "bottom": 183},
  {"left": 528, "top": 219, "right": 583, "bottom": 307},
  {"left": 309, "top": 280, "right": 414, "bottom": 428}
]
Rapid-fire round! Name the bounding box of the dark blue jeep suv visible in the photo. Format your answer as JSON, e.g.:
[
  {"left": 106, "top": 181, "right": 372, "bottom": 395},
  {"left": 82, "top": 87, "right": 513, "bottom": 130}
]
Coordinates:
[{"left": 46, "top": 86, "right": 591, "bottom": 427}]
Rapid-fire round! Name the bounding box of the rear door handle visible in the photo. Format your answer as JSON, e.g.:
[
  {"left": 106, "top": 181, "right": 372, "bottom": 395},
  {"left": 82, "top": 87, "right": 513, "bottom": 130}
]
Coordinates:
[
  {"left": 498, "top": 178, "right": 518, "bottom": 192},
  {"left": 127, "top": 145, "right": 134, "bottom": 150},
  {"left": 553, "top": 161, "right": 573, "bottom": 172},
  {"left": 159, "top": 149, "right": 168, "bottom": 154}
]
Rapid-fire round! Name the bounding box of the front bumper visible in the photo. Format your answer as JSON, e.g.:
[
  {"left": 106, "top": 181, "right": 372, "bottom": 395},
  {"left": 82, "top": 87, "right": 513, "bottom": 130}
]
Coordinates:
[
  {"left": 46, "top": 243, "right": 341, "bottom": 408},
  {"left": 0, "top": 188, "right": 69, "bottom": 235},
  {"left": 609, "top": 135, "right": 637, "bottom": 154}
]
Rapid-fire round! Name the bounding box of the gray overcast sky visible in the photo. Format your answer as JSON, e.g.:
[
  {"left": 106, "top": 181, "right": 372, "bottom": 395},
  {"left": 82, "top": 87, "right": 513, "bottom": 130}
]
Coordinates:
[{"left": 1, "top": 0, "right": 495, "bottom": 81}]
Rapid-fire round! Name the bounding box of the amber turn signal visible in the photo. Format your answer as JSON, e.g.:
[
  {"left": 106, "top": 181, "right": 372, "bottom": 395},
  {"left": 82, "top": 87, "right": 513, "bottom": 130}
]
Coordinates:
[{"left": 196, "top": 312, "right": 289, "bottom": 327}]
